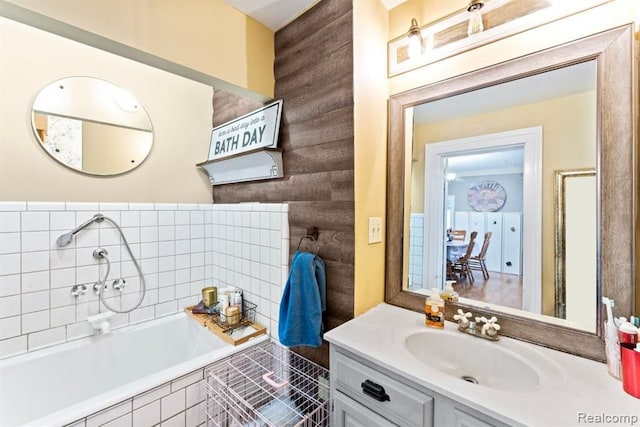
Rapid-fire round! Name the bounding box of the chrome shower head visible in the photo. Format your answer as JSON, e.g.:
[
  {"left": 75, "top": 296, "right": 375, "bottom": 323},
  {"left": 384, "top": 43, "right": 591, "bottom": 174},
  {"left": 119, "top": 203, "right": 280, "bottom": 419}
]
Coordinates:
[
  {"left": 55, "top": 214, "right": 105, "bottom": 247},
  {"left": 56, "top": 232, "right": 75, "bottom": 247}
]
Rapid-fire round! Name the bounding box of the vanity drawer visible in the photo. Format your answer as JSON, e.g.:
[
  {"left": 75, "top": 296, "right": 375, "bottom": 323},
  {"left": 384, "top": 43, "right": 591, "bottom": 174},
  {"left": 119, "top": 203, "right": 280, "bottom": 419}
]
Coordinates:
[{"left": 333, "top": 350, "right": 433, "bottom": 427}]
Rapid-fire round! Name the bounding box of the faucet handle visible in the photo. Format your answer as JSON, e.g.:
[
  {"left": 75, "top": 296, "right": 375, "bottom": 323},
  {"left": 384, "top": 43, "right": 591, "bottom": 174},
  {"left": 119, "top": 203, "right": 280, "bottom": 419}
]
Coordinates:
[
  {"left": 481, "top": 316, "right": 501, "bottom": 337},
  {"left": 453, "top": 309, "right": 473, "bottom": 328}
]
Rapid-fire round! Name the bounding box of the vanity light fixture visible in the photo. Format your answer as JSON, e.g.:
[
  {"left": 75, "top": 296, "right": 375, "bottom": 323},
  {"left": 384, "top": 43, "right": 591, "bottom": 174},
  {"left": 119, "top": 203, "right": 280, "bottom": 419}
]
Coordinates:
[
  {"left": 407, "top": 18, "right": 423, "bottom": 59},
  {"left": 467, "top": 0, "right": 485, "bottom": 36}
]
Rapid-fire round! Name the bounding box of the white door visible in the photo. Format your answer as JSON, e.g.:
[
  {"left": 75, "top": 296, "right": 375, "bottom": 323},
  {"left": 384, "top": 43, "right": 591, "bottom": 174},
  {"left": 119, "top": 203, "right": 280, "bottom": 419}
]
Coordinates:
[
  {"left": 454, "top": 211, "right": 468, "bottom": 233},
  {"left": 468, "top": 212, "right": 485, "bottom": 256},
  {"left": 485, "top": 213, "right": 503, "bottom": 272},
  {"left": 502, "top": 213, "right": 522, "bottom": 275}
]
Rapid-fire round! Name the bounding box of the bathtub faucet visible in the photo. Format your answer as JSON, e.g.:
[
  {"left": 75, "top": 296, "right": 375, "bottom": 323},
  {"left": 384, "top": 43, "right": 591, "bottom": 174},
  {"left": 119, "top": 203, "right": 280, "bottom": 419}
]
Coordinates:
[{"left": 87, "top": 312, "right": 115, "bottom": 334}]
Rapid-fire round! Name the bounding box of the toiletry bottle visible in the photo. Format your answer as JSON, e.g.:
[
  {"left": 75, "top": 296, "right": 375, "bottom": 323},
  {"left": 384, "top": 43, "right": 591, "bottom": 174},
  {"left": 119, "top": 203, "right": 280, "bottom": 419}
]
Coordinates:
[
  {"left": 619, "top": 317, "right": 639, "bottom": 344},
  {"left": 440, "top": 281, "right": 458, "bottom": 302},
  {"left": 219, "top": 294, "right": 229, "bottom": 323},
  {"left": 425, "top": 289, "right": 445, "bottom": 329}
]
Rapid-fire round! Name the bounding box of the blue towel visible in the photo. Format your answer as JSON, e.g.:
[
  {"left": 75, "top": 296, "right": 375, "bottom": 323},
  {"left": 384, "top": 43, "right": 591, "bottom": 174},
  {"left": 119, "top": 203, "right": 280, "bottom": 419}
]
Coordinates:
[{"left": 278, "top": 251, "right": 326, "bottom": 348}]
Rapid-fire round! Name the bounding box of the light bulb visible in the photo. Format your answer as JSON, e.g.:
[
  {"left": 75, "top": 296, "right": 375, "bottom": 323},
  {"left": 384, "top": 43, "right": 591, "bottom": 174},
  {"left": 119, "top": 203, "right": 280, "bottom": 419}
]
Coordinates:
[
  {"left": 467, "top": 1, "right": 484, "bottom": 36},
  {"left": 407, "top": 18, "right": 423, "bottom": 59}
]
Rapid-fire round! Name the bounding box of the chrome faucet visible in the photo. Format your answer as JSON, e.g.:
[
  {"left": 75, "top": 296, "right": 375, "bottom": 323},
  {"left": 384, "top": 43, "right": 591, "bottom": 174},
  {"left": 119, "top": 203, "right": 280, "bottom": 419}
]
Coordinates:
[{"left": 453, "top": 309, "right": 500, "bottom": 341}]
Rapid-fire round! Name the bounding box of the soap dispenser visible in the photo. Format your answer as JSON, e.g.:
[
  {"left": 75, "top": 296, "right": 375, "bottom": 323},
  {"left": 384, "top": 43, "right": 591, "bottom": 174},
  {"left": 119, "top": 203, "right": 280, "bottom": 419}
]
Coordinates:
[
  {"left": 425, "top": 289, "right": 445, "bottom": 329},
  {"left": 440, "top": 281, "right": 459, "bottom": 302}
]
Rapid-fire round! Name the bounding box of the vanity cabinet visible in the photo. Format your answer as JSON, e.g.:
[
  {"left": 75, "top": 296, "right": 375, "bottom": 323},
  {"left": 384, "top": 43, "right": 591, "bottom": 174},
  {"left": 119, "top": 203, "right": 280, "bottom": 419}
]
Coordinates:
[{"left": 330, "top": 344, "right": 509, "bottom": 427}]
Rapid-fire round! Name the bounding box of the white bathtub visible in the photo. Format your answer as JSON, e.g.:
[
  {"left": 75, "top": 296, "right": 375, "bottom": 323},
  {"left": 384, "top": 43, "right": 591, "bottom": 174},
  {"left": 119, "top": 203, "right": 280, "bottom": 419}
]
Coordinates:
[{"left": 0, "top": 312, "right": 268, "bottom": 427}]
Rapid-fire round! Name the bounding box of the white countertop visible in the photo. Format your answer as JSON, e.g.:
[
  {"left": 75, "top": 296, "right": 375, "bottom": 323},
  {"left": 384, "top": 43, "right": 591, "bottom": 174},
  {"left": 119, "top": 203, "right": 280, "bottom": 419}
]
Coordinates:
[{"left": 324, "top": 303, "right": 639, "bottom": 426}]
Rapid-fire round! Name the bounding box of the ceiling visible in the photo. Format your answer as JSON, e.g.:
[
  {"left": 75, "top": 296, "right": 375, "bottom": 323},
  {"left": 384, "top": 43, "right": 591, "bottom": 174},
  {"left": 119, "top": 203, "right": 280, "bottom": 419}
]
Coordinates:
[{"left": 222, "top": 0, "right": 406, "bottom": 31}]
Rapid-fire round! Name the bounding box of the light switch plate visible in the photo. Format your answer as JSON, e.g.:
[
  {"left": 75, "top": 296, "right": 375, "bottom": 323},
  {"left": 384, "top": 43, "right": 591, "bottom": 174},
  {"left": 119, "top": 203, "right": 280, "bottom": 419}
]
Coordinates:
[{"left": 368, "top": 217, "right": 382, "bottom": 244}]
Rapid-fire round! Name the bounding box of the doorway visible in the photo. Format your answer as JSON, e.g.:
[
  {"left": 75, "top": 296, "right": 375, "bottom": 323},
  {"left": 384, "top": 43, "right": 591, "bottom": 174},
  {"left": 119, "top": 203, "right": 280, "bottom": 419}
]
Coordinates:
[{"left": 420, "top": 127, "right": 542, "bottom": 313}]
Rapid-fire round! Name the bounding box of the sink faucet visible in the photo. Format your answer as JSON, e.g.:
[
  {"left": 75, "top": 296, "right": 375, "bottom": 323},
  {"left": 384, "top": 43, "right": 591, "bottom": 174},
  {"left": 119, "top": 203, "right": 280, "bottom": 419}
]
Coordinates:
[{"left": 453, "top": 309, "right": 500, "bottom": 341}]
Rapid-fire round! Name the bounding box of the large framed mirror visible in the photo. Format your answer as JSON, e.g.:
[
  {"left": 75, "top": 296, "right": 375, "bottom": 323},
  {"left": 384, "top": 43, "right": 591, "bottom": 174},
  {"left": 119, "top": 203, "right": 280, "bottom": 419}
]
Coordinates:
[
  {"left": 31, "top": 76, "right": 154, "bottom": 176},
  {"left": 386, "top": 25, "right": 635, "bottom": 361}
]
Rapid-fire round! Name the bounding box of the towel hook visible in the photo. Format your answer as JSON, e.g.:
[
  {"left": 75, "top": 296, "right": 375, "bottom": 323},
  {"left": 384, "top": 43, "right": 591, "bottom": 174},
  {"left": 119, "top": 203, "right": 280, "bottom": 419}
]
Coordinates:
[{"left": 296, "top": 227, "right": 319, "bottom": 251}]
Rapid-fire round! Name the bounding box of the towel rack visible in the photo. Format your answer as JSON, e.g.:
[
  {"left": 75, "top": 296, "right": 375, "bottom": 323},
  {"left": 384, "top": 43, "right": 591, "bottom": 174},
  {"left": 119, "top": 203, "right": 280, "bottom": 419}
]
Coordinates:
[{"left": 296, "top": 227, "right": 319, "bottom": 251}]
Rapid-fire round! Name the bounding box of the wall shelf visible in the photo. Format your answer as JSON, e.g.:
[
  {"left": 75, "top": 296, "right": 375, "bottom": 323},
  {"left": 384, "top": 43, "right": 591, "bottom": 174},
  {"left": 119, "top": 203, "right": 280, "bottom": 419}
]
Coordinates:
[{"left": 196, "top": 147, "right": 283, "bottom": 186}]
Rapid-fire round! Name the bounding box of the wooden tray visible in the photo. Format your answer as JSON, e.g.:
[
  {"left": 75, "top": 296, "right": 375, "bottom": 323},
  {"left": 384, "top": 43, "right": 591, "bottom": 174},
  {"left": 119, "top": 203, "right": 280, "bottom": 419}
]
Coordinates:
[{"left": 184, "top": 306, "right": 267, "bottom": 346}]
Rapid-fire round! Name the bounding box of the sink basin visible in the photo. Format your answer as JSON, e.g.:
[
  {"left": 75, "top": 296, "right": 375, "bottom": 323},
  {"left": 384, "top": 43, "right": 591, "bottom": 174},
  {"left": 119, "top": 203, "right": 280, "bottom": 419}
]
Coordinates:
[{"left": 403, "top": 329, "right": 564, "bottom": 392}]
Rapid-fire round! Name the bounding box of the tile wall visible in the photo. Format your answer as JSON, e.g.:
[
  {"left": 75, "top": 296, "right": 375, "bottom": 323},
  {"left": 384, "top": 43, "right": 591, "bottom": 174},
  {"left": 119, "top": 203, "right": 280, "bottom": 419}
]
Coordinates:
[
  {"left": 408, "top": 213, "right": 424, "bottom": 289},
  {"left": 0, "top": 201, "right": 289, "bottom": 360}
]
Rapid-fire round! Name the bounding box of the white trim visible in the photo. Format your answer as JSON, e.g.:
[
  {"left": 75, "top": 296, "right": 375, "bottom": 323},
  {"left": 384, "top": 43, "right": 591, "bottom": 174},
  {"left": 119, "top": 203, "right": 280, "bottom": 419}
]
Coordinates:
[{"left": 422, "top": 126, "right": 542, "bottom": 313}]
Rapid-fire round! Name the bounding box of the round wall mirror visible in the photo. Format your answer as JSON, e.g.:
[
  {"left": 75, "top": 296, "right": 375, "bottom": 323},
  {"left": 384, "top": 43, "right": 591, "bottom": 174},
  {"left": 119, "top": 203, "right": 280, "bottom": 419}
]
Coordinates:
[{"left": 31, "top": 77, "right": 153, "bottom": 176}]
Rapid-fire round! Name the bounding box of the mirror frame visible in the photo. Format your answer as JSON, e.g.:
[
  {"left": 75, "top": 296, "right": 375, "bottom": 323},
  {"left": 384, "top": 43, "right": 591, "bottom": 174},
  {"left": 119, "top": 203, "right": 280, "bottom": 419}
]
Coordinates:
[{"left": 385, "top": 25, "right": 635, "bottom": 361}]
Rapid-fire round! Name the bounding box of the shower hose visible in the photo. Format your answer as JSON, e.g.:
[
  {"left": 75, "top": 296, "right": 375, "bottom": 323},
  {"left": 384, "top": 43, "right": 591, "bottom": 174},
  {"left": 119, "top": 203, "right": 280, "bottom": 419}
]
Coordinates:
[{"left": 95, "top": 215, "right": 147, "bottom": 314}]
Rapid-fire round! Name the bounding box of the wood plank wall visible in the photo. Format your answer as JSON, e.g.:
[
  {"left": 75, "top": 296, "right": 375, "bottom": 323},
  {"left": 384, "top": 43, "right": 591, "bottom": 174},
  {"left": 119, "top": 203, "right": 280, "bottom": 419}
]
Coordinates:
[{"left": 210, "top": 0, "right": 354, "bottom": 367}]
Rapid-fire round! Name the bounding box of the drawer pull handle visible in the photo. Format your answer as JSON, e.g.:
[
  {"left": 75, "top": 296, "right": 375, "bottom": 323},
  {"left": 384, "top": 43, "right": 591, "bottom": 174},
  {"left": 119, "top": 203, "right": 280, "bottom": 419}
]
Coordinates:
[{"left": 361, "top": 379, "right": 390, "bottom": 402}]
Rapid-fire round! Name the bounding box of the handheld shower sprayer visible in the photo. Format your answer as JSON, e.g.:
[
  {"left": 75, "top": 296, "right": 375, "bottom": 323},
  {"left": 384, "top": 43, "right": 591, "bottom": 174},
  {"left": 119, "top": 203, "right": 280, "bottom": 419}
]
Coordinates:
[{"left": 56, "top": 214, "right": 105, "bottom": 247}]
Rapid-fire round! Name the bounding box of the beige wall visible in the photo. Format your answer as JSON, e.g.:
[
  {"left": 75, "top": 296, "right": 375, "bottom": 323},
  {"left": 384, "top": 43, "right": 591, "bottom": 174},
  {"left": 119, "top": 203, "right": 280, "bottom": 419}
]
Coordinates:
[
  {"left": 0, "top": 16, "right": 214, "bottom": 202},
  {"left": 3, "top": 0, "right": 275, "bottom": 99},
  {"left": 353, "top": 0, "right": 389, "bottom": 316},
  {"left": 410, "top": 92, "right": 597, "bottom": 316}
]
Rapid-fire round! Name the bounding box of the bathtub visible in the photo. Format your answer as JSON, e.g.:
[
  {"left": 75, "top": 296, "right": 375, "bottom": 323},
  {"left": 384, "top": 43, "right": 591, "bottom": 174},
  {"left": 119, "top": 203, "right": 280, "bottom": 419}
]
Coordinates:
[{"left": 0, "top": 312, "right": 268, "bottom": 426}]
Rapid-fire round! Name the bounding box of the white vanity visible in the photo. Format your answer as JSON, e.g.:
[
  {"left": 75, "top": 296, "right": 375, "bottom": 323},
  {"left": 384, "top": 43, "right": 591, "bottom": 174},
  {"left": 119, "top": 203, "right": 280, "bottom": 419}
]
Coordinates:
[{"left": 324, "top": 304, "right": 638, "bottom": 426}]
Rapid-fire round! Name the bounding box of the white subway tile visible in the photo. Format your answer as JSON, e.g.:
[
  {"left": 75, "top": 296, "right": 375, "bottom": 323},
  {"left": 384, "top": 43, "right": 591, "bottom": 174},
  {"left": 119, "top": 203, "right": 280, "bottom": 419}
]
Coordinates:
[
  {"left": 99, "top": 202, "right": 128, "bottom": 211},
  {"left": 21, "top": 250, "right": 48, "bottom": 273},
  {"left": 142, "top": 289, "right": 159, "bottom": 307},
  {"left": 0, "top": 274, "right": 20, "bottom": 297},
  {"left": 133, "top": 400, "right": 160, "bottom": 427},
  {"left": 159, "top": 286, "right": 175, "bottom": 303},
  {"left": 140, "top": 227, "right": 158, "bottom": 243},
  {"left": 140, "top": 211, "right": 158, "bottom": 227},
  {"left": 190, "top": 211, "right": 204, "bottom": 225},
  {"left": 129, "top": 203, "right": 154, "bottom": 211},
  {"left": 0, "top": 254, "right": 20, "bottom": 275},
  {"left": 186, "top": 401, "right": 206, "bottom": 427},
  {"left": 175, "top": 225, "right": 190, "bottom": 240},
  {"left": 178, "top": 203, "right": 198, "bottom": 211},
  {"left": 28, "top": 202, "right": 65, "bottom": 211},
  {"left": 185, "top": 379, "right": 206, "bottom": 407},
  {"left": 51, "top": 305, "right": 75, "bottom": 327},
  {"left": 0, "top": 315, "right": 20, "bottom": 339},
  {"left": 161, "top": 413, "right": 184, "bottom": 427},
  {"left": 22, "top": 309, "right": 49, "bottom": 333},
  {"left": 121, "top": 212, "right": 140, "bottom": 230},
  {"left": 50, "top": 268, "right": 75, "bottom": 289},
  {"left": 155, "top": 300, "right": 177, "bottom": 317},
  {"left": 67, "top": 202, "right": 99, "bottom": 211},
  {"left": 141, "top": 258, "right": 159, "bottom": 275},
  {"left": 159, "top": 242, "right": 175, "bottom": 257},
  {"left": 0, "top": 212, "right": 21, "bottom": 233},
  {"left": 0, "top": 202, "right": 26, "bottom": 211},
  {"left": 175, "top": 211, "right": 190, "bottom": 226},
  {"left": 175, "top": 283, "right": 190, "bottom": 300},
  {"left": 160, "top": 388, "right": 185, "bottom": 420},
  {"left": 133, "top": 383, "right": 171, "bottom": 410},
  {"left": 22, "top": 231, "right": 49, "bottom": 252},
  {"left": 0, "top": 233, "right": 20, "bottom": 254},
  {"left": 191, "top": 239, "right": 204, "bottom": 253},
  {"left": 77, "top": 265, "right": 99, "bottom": 284},
  {"left": 102, "top": 413, "right": 131, "bottom": 427},
  {"left": 74, "top": 228, "right": 99, "bottom": 248},
  {"left": 171, "top": 370, "right": 203, "bottom": 392},
  {"left": 158, "top": 226, "right": 175, "bottom": 241},
  {"left": 175, "top": 240, "right": 190, "bottom": 256},
  {"left": 140, "top": 242, "right": 158, "bottom": 259},
  {"left": 0, "top": 335, "right": 27, "bottom": 359},
  {"left": 86, "top": 401, "right": 132, "bottom": 427},
  {"left": 190, "top": 266, "right": 204, "bottom": 282},
  {"left": 270, "top": 266, "right": 281, "bottom": 286},
  {"left": 50, "top": 211, "right": 76, "bottom": 231},
  {"left": 100, "top": 227, "right": 122, "bottom": 246},
  {"left": 28, "top": 326, "right": 65, "bottom": 351},
  {"left": 22, "top": 290, "right": 49, "bottom": 313},
  {"left": 175, "top": 254, "right": 189, "bottom": 270},
  {"left": 77, "top": 300, "right": 100, "bottom": 322},
  {"left": 64, "top": 419, "right": 85, "bottom": 427},
  {"left": 0, "top": 295, "right": 20, "bottom": 318},
  {"left": 175, "top": 268, "right": 190, "bottom": 285},
  {"left": 129, "top": 306, "right": 155, "bottom": 325},
  {"left": 21, "top": 212, "right": 49, "bottom": 231}
]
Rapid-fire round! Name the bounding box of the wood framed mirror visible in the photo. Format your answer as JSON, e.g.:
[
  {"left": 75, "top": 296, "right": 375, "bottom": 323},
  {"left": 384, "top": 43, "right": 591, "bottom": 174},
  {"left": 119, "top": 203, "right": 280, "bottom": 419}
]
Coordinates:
[{"left": 385, "top": 25, "right": 635, "bottom": 361}]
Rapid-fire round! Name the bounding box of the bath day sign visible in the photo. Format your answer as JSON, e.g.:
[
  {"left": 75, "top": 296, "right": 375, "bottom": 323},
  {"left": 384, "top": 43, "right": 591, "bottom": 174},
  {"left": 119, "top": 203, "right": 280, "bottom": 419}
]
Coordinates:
[{"left": 208, "top": 100, "right": 283, "bottom": 161}]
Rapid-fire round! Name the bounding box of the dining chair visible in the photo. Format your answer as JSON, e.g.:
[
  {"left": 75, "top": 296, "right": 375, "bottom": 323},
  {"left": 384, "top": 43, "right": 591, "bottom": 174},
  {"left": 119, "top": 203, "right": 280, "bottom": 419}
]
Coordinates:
[
  {"left": 452, "top": 231, "right": 477, "bottom": 283},
  {"left": 468, "top": 232, "right": 492, "bottom": 281},
  {"left": 450, "top": 229, "right": 466, "bottom": 241}
]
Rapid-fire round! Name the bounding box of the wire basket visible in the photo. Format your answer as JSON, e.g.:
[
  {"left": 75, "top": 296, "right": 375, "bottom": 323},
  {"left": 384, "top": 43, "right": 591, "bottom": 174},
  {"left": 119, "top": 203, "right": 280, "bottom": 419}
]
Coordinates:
[
  {"left": 208, "top": 299, "right": 257, "bottom": 335},
  {"left": 206, "top": 340, "right": 330, "bottom": 427}
]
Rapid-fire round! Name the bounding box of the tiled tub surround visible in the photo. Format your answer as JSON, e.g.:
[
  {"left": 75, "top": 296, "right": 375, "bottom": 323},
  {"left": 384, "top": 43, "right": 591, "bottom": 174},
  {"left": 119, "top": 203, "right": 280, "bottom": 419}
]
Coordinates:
[
  {"left": 0, "top": 201, "right": 290, "bottom": 359},
  {"left": 0, "top": 311, "right": 269, "bottom": 426}
]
